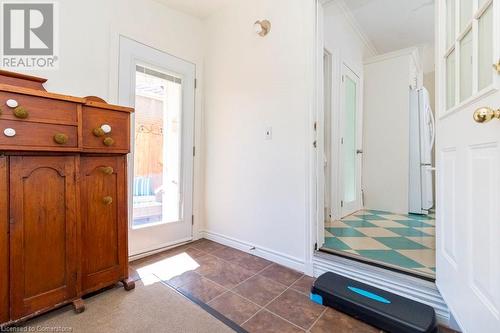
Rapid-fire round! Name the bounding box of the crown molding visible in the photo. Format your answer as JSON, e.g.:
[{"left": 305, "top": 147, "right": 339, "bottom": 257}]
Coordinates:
[
  {"left": 323, "top": 0, "right": 379, "bottom": 57},
  {"left": 364, "top": 46, "right": 419, "bottom": 65}
]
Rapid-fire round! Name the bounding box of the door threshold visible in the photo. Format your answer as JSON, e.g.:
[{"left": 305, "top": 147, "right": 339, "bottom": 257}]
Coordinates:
[
  {"left": 319, "top": 247, "right": 435, "bottom": 282},
  {"left": 129, "top": 239, "right": 193, "bottom": 262}
]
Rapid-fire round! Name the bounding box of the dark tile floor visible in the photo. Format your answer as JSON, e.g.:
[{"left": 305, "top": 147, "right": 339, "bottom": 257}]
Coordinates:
[{"left": 129, "top": 238, "right": 457, "bottom": 333}]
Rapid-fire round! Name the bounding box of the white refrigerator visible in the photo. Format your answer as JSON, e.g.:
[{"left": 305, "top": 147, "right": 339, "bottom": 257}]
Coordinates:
[{"left": 409, "top": 88, "right": 435, "bottom": 215}]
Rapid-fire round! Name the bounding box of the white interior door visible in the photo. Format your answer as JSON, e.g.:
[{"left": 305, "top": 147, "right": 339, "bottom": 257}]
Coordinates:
[
  {"left": 340, "top": 64, "right": 363, "bottom": 217},
  {"left": 436, "top": 0, "right": 500, "bottom": 331},
  {"left": 119, "top": 36, "right": 195, "bottom": 257}
]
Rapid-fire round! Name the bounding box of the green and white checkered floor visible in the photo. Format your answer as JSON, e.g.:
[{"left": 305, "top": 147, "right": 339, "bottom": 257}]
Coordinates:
[{"left": 323, "top": 209, "right": 435, "bottom": 276}]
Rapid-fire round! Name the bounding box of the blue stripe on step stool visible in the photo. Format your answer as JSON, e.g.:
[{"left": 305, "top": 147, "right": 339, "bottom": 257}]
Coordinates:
[{"left": 347, "top": 286, "right": 391, "bottom": 304}]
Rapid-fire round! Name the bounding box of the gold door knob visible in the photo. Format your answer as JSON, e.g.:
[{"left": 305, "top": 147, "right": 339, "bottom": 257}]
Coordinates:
[
  {"left": 103, "top": 196, "right": 113, "bottom": 205},
  {"left": 13, "top": 106, "right": 28, "bottom": 119},
  {"left": 53, "top": 133, "right": 69, "bottom": 144},
  {"left": 493, "top": 60, "right": 500, "bottom": 74},
  {"left": 103, "top": 137, "right": 114, "bottom": 146},
  {"left": 100, "top": 166, "right": 114, "bottom": 175},
  {"left": 473, "top": 107, "right": 500, "bottom": 123},
  {"left": 93, "top": 127, "right": 105, "bottom": 137}
]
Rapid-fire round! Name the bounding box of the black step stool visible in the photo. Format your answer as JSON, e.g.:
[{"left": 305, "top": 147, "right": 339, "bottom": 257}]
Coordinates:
[{"left": 310, "top": 272, "right": 437, "bottom": 333}]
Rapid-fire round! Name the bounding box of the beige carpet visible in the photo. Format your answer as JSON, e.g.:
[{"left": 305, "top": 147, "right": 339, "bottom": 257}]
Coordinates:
[{"left": 22, "top": 281, "right": 235, "bottom": 333}]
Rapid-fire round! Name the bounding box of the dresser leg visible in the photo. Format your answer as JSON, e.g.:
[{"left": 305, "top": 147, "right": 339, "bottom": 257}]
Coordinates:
[
  {"left": 122, "top": 278, "right": 136, "bottom": 291},
  {"left": 72, "top": 299, "right": 85, "bottom": 314}
]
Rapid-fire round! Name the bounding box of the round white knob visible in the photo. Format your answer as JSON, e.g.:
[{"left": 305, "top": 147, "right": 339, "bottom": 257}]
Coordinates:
[
  {"left": 101, "top": 124, "right": 112, "bottom": 134},
  {"left": 3, "top": 128, "right": 16, "bottom": 137},
  {"left": 6, "top": 99, "right": 18, "bottom": 108}
]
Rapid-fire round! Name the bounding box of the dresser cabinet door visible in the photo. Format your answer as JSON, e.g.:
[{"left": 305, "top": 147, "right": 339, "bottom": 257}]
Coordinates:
[
  {"left": 81, "top": 156, "right": 127, "bottom": 293},
  {"left": 9, "top": 156, "right": 78, "bottom": 319},
  {"left": 0, "top": 156, "right": 8, "bottom": 323}
]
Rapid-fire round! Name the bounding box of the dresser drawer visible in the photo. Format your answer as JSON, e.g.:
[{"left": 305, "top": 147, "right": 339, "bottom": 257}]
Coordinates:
[
  {"left": 82, "top": 107, "right": 130, "bottom": 152},
  {"left": 0, "top": 92, "right": 77, "bottom": 125},
  {"left": 0, "top": 120, "right": 78, "bottom": 150}
]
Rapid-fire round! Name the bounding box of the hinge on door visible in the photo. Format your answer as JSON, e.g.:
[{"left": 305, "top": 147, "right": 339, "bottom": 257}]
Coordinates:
[
  {"left": 192, "top": 215, "right": 194, "bottom": 225},
  {"left": 193, "top": 146, "right": 196, "bottom": 157},
  {"left": 341, "top": 137, "right": 344, "bottom": 144},
  {"left": 313, "top": 140, "right": 317, "bottom": 148},
  {"left": 313, "top": 122, "right": 317, "bottom": 131},
  {"left": 340, "top": 201, "right": 344, "bottom": 208},
  {"left": 314, "top": 243, "right": 318, "bottom": 251},
  {"left": 342, "top": 75, "right": 345, "bottom": 82},
  {"left": 195, "top": 79, "right": 198, "bottom": 89}
]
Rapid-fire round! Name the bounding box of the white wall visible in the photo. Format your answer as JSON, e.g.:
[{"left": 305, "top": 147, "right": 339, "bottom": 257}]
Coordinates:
[
  {"left": 26, "top": 0, "right": 204, "bottom": 100},
  {"left": 323, "top": 2, "right": 375, "bottom": 70},
  {"left": 322, "top": 1, "right": 372, "bottom": 220},
  {"left": 362, "top": 52, "right": 412, "bottom": 214},
  {"left": 18, "top": 0, "right": 207, "bottom": 239},
  {"left": 202, "top": 0, "right": 315, "bottom": 271}
]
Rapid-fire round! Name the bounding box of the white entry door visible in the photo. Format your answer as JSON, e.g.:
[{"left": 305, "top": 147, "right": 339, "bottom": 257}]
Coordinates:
[
  {"left": 436, "top": 0, "right": 500, "bottom": 332},
  {"left": 340, "top": 64, "right": 363, "bottom": 217},
  {"left": 119, "top": 36, "right": 195, "bottom": 257}
]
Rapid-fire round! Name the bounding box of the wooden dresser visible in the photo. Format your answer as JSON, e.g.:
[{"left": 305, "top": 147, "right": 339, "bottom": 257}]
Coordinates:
[{"left": 0, "top": 70, "right": 135, "bottom": 326}]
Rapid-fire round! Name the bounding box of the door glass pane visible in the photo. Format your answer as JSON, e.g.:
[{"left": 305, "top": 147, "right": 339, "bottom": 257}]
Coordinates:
[
  {"left": 460, "top": 30, "right": 473, "bottom": 101},
  {"left": 343, "top": 75, "right": 357, "bottom": 203},
  {"left": 133, "top": 65, "right": 182, "bottom": 228},
  {"left": 478, "top": 5, "right": 493, "bottom": 90},
  {"left": 446, "top": 0, "right": 456, "bottom": 48},
  {"left": 446, "top": 50, "right": 456, "bottom": 109},
  {"left": 460, "top": 0, "right": 472, "bottom": 31}
]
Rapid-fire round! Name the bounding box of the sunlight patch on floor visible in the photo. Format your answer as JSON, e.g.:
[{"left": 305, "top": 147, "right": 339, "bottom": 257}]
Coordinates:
[{"left": 136, "top": 252, "right": 200, "bottom": 285}]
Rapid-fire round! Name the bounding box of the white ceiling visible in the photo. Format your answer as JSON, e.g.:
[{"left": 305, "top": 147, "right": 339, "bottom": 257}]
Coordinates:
[
  {"left": 343, "top": 0, "right": 435, "bottom": 54},
  {"left": 155, "top": 0, "right": 236, "bottom": 19}
]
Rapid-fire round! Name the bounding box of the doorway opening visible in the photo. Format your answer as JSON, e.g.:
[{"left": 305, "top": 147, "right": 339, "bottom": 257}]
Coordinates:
[{"left": 318, "top": 1, "right": 438, "bottom": 279}]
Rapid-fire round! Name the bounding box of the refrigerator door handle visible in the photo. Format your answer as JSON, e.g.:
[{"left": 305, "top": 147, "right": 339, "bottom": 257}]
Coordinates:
[{"left": 428, "top": 104, "right": 436, "bottom": 150}]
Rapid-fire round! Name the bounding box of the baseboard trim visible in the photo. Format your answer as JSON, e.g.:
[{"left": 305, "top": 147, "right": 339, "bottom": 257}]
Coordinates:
[
  {"left": 128, "top": 237, "right": 193, "bottom": 262},
  {"left": 200, "top": 230, "right": 306, "bottom": 273},
  {"left": 313, "top": 252, "right": 450, "bottom": 326}
]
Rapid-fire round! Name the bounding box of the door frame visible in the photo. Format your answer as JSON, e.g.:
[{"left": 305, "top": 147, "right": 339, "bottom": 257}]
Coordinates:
[
  {"left": 317, "top": 47, "right": 334, "bottom": 249},
  {"left": 323, "top": 48, "right": 333, "bottom": 223},
  {"left": 339, "top": 62, "right": 363, "bottom": 218},
  {"left": 118, "top": 36, "right": 196, "bottom": 257},
  {"left": 315, "top": 47, "right": 364, "bottom": 246}
]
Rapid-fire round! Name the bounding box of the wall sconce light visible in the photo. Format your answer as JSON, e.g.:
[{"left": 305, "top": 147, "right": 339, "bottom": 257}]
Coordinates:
[{"left": 254, "top": 20, "right": 271, "bottom": 37}]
